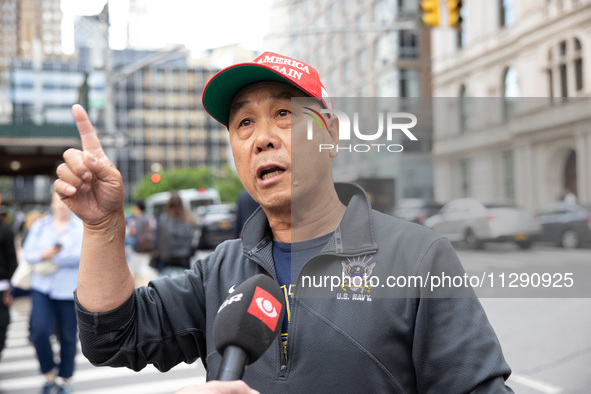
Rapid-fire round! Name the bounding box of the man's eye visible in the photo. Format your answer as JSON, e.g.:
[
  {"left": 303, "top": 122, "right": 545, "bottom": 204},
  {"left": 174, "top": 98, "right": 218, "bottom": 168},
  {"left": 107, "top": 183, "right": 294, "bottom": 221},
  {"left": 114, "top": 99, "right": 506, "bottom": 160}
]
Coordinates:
[
  {"left": 239, "top": 119, "right": 252, "bottom": 127},
  {"left": 277, "top": 109, "right": 290, "bottom": 117}
]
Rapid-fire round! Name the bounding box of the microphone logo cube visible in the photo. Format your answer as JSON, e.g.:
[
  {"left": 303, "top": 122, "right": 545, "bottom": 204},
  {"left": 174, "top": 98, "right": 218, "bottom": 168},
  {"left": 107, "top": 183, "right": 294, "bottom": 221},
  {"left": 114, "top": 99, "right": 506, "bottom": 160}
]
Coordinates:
[{"left": 247, "top": 286, "right": 282, "bottom": 331}]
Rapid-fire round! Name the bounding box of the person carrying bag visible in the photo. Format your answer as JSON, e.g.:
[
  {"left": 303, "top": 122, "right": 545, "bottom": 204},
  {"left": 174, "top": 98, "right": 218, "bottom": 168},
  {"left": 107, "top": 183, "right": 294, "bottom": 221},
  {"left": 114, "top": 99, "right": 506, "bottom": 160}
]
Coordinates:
[{"left": 155, "top": 192, "right": 196, "bottom": 278}]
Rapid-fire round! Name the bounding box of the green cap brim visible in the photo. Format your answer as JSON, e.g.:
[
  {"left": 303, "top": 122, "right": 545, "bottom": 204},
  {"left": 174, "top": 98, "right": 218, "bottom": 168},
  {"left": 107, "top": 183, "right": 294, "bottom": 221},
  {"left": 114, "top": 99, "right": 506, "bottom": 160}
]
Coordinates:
[{"left": 202, "top": 64, "right": 305, "bottom": 127}]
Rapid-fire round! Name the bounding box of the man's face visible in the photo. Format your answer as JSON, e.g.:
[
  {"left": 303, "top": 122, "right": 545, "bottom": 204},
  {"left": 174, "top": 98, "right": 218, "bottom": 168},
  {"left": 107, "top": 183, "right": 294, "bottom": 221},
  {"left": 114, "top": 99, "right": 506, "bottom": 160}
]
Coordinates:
[{"left": 227, "top": 81, "right": 338, "bottom": 212}]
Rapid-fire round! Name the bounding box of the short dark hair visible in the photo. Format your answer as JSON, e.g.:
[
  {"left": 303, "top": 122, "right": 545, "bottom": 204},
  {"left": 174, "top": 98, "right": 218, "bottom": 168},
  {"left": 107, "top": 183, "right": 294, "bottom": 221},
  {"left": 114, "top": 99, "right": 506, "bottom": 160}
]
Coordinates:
[{"left": 135, "top": 201, "right": 146, "bottom": 212}]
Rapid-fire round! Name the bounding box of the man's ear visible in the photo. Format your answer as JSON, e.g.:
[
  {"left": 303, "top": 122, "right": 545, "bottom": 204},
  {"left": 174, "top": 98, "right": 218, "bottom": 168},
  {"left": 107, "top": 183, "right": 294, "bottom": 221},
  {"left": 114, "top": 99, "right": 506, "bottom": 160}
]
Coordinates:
[{"left": 325, "top": 115, "right": 340, "bottom": 158}]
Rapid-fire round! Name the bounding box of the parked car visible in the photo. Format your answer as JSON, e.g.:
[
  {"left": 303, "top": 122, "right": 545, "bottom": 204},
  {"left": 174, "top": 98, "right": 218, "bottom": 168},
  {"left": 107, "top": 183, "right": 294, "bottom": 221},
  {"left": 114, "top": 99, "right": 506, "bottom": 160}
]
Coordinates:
[
  {"left": 424, "top": 198, "right": 541, "bottom": 249},
  {"left": 393, "top": 198, "right": 443, "bottom": 224},
  {"left": 195, "top": 204, "right": 237, "bottom": 249},
  {"left": 535, "top": 202, "right": 591, "bottom": 249}
]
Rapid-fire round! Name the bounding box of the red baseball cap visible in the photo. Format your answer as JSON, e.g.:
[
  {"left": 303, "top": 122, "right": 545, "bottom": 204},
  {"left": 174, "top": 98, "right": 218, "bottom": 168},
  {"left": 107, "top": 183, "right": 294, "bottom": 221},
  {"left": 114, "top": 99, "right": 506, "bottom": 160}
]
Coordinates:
[{"left": 202, "top": 51, "right": 332, "bottom": 127}]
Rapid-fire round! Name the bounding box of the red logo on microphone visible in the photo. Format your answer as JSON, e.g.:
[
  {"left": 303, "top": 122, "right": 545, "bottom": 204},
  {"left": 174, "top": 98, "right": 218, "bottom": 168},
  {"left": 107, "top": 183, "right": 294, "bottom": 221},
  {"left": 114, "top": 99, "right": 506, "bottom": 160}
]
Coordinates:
[{"left": 247, "top": 286, "right": 282, "bottom": 331}]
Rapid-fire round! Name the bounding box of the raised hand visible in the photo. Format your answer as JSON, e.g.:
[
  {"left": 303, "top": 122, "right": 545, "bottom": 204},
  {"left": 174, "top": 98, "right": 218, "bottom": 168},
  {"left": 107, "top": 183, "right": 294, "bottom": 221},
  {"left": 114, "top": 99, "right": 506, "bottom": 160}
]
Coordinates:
[{"left": 54, "top": 104, "right": 125, "bottom": 226}]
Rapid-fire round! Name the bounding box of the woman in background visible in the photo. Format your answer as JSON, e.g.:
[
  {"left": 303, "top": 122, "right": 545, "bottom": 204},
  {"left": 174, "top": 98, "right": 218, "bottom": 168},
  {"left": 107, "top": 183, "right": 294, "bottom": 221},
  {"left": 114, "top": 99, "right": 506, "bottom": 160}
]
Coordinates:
[
  {"left": 22, "top": 192, "right": 82, "bottom": 394},
  {"left": 155, "top": 191, "right": 196, "bottom": 278}
]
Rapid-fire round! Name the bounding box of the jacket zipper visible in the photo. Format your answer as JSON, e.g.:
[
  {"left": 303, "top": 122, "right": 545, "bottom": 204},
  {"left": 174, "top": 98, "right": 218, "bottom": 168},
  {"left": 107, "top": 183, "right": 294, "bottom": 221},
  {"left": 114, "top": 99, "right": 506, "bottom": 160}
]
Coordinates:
[
  {"left": 245, "top": 251, "right": 288, "bottom": 377},
  {"left": 278, "top": 248, "right": 378, "bottom": 378},
  {"left": 279, "top": 298, "right": 296, "bottom": 376},
  {"left": 247, "top": 242, "right": 377, "bottom": 379}
]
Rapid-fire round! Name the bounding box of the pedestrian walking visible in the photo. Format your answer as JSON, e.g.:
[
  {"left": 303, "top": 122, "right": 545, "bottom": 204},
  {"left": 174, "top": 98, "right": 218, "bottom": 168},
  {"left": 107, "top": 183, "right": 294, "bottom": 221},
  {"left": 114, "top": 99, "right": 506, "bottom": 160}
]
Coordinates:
[
  {"left": 155, "top": 191, "right": 196, "bottom": 278},
  {"left": 22, "top": 192, "right": 83, "bottom": 394},
  {"left": 0, "top": 206, "right": 18, "bottom": 363},
  {"left": 126, "top": 200, "right": 156, "bottom": 285}
]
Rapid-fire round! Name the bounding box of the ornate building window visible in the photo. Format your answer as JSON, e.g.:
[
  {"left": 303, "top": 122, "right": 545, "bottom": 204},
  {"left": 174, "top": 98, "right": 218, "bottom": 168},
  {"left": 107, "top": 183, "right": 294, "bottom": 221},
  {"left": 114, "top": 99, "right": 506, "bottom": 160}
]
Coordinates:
[{"left": 547, "top": 37, "right": 584, "bottom": 100}]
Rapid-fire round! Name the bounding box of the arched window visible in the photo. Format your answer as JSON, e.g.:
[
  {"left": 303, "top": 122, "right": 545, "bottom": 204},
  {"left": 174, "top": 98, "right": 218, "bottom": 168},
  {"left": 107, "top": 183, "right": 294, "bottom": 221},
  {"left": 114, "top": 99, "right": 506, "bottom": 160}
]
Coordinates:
[
  {"left": 457, "top": 4, "right": 468, "bottom": 49},
  {"left": 499, "top": 0, "right": 514, "bottom": 27},
  {"left": 563, "top": 149, "right": 577, "bottom": 197},
  {"left": 503, "top": 67, "right": 519, "bottom": 119}
]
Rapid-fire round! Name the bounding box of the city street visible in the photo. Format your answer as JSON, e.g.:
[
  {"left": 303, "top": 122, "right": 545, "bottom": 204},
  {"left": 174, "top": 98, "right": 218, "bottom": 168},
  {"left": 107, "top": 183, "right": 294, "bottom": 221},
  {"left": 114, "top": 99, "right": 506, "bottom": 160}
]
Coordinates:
[
  {"left": 0, "top": 296, "right": 207, "bottom": 394},
  {"left": 0, "top": 245, "right": 588, "bottom": 393},
  {"left": 458, "top": 244, "right": 591, "bottom": 394}
]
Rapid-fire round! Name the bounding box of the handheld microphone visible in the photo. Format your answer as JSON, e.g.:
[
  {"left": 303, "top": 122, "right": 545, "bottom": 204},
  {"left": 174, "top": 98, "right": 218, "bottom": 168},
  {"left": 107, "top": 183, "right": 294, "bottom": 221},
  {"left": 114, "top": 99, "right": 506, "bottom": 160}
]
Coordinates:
[{"left": 213, "top": 274, "right": 285, "bottom": 381}]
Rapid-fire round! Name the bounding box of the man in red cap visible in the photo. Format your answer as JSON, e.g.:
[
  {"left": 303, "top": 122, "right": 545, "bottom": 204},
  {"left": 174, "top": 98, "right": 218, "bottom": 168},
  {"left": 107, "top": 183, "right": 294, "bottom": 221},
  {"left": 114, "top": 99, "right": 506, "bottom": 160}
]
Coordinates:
[{"left": 55, "top": 52, "right": 513, "bottom": 393}]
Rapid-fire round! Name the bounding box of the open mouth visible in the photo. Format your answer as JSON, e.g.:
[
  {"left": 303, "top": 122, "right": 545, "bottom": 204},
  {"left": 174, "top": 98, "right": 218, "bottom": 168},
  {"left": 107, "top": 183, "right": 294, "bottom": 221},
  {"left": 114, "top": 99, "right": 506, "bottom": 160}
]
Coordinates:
[{"left": 259, "top": 165, "right": 285, "bottom": 180}]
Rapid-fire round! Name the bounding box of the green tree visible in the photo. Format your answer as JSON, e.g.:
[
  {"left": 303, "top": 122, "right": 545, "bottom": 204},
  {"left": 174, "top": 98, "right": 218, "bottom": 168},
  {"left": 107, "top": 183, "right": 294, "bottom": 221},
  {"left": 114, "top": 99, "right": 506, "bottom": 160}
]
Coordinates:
[
  {"left": 213, "top": 166, "right": 247, "bottom": 203},
  {"left": 134, "top": 166, "right": 245, "bottom": 203}
]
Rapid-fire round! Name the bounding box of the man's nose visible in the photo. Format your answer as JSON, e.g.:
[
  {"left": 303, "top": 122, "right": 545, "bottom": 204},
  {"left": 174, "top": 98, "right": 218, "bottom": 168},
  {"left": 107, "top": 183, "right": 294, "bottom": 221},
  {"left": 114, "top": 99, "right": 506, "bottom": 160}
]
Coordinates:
[{"left": 254, "top": 121, "right": 281, "bottom": 153}]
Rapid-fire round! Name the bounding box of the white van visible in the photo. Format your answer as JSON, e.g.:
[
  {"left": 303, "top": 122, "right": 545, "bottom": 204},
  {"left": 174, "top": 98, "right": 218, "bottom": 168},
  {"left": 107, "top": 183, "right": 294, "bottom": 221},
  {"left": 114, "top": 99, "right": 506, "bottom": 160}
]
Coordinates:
[{"left": 145, "top": 188, "right": 221, "bottom": 219}]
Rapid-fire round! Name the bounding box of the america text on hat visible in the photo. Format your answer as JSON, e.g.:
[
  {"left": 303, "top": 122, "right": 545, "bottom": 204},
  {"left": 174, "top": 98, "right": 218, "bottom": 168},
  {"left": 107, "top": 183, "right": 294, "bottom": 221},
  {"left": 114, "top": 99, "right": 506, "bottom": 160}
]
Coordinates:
[{"left": 256, "top": 55, "right": 311, "bottom": 74}]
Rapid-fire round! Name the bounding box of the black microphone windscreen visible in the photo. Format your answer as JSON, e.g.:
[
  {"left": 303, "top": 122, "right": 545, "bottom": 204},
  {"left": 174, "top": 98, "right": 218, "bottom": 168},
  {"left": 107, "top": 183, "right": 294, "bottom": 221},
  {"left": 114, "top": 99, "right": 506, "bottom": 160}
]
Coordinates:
[{"left": 213, "top": 274, "right": 285, "bottom": 364}]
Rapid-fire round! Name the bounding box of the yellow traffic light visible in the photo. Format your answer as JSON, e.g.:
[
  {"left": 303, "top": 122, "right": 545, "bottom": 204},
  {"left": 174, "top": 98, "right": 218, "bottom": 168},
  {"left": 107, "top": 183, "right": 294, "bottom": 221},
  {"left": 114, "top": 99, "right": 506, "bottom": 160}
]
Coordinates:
[
  {"left": 421, "top": 0, "right": 440, "bottom": 27},
  {"left": 447, "top": 0, "right": 463, "bottom": 28}
]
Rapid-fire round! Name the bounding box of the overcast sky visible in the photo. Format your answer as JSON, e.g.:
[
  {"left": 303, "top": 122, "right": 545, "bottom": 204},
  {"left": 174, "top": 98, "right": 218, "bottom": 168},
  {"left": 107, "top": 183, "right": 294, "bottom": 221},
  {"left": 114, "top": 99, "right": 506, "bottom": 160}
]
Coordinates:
[{"left": 60, "top": 0, "right": 272, "bottom": 55}]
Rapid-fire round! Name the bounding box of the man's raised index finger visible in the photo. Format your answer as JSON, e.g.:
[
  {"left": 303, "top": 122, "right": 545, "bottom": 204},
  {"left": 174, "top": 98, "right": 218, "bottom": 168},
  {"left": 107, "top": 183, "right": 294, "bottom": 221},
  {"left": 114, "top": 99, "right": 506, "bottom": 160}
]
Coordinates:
[{"left": 72, "top": 104, "right": 103, "bottom": 153}]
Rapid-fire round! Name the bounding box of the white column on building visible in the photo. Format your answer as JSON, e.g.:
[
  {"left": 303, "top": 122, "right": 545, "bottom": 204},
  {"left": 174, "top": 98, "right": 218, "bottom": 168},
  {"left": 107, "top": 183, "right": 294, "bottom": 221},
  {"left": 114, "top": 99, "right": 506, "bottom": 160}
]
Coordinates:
[
  {"left": 433, "top": 158, "right": 453, "bottom": 204},
  {"left": 514, "top": 143, "right": 536, "bottom": 210},
  {"left": 575, "top": 129, "right": 590, "bottom": 204},
  {"left": 476, "top": 154, "right": 495, "bottom": 199},
  {"left": 536, "top": 144, "right": 554, "bottom": 206}
]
